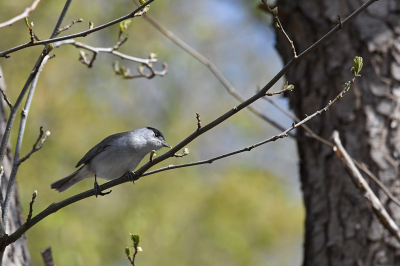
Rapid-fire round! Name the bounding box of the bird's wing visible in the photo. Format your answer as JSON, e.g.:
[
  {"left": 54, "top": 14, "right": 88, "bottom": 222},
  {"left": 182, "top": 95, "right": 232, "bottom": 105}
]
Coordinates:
[{"left": 75, "top": 132, "right": 127, "bottom": 168}]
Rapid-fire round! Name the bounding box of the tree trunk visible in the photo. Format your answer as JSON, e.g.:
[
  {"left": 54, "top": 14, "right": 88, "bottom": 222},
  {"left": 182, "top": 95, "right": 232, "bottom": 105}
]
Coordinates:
[
  {"left": 0, "top": 65, "right": 31, "bottom": 265},
  {"left": 275, "top": 1, "right": 400, "bottom": 265}
]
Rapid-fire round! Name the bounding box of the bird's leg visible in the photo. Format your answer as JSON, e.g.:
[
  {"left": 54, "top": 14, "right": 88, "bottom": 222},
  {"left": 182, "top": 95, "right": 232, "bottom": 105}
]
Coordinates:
[
  {"left": 94, "top": 174, "right": 112, "bottom": 198},
  {"left": 126, "top": 171, "right": 136, "bottom": 184}
]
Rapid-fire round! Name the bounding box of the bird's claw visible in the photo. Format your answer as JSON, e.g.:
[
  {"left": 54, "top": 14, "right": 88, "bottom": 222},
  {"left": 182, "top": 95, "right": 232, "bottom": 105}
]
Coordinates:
[
  {"left": 127, "top": 171, "right": 136, "bottom": 184},
  {"left": 94, "top": 175, "right": 112, "bottom": 198}
]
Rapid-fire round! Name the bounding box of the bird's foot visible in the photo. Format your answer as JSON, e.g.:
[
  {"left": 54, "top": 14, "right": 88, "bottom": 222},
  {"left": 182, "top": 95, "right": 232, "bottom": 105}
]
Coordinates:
[
  {"left": 127, "top": 171, "right": 136, "bottom": 184},
  {"left": 94, "top": 175, "right": 112, "bottom": 198}
]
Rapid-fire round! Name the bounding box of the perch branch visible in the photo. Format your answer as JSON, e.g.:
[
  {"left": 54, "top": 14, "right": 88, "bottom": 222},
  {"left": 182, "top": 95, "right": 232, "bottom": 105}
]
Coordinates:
[{"left": 3, "top": 0, "right": 379, "bottom": 246}]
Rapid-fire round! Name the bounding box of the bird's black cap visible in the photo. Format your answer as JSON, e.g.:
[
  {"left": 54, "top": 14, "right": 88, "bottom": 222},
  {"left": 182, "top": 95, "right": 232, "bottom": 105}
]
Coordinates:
[{"left": 147, "top": 127, "right": 166, "bottom": 140}]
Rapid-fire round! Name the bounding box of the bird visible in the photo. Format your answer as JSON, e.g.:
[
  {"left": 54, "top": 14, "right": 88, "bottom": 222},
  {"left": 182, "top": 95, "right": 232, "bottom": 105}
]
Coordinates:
[{"left": 51, "top": 127, "right": 171, "bottom": 197}]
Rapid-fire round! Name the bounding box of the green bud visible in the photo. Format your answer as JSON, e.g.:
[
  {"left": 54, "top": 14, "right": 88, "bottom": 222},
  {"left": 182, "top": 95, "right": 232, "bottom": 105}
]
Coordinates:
[
  {"left": 275, "top": 22, "right": 280, "bottom": 29},
  {"left": 24, "top": 18, "right": 30, "bottom": 27},
  {"left": 137, "top": 64, "right": 145, "bottom": 74},
  {"left": 89, "top": 21, "right": 94, "bottom": 29},
  {"left": 142, "top": 5, "right": 150, "bottom": 13},
  {"left": 351, "top": 56, "right": 363, "bottom": 76},
  {"left": 139, "top": 0, "right": 146, "bottom": 4},
  {"left": 47, "top": 43, "right": 53, "bottom": 53},
  {"left": 149, "top": 52, "right": 158, "bottom": 59},
  {"left": 125, "top": 247, "right": 131, "bottom": 257},
  {"left": 284, "top": 83, "right": 294, "bottom": 91},
  {"left": 33, "top": 190, "right": 37, "bottom": 199},
  {"left": 131, "top": 234, "right": 140, "bottom": 248},
  {"left": 183, "top": 148, "right": 189, "bottom": 155},
  {"left": 119, "top": 19, "right": 131, "bottom": 33},
  {"left": 113, "top": 61, "right": 120, "bottom": 73},
  {"left": 272, "top": 7, "right": 278, "bottom": 16}
]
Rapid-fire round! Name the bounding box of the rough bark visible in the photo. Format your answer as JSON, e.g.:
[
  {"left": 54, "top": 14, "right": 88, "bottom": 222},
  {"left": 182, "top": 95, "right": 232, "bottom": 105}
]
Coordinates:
[
  {"left": 275, "top": 1, "right": 400, "bottom": 265},
  {"left": 0, "top": 65, "right": 31, "bottom": 265}
]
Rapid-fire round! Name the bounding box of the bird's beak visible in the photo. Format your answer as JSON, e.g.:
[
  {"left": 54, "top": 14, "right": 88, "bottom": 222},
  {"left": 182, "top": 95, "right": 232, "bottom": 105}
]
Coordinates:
[{"left": 162, "top": 141, "right": 171, "bottom": 148}]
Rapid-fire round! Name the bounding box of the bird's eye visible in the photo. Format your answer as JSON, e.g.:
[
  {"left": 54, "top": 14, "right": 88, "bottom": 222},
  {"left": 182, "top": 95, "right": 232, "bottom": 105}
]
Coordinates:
[{"left": 154, "top": 133, "right": 160, "bottom": 137}]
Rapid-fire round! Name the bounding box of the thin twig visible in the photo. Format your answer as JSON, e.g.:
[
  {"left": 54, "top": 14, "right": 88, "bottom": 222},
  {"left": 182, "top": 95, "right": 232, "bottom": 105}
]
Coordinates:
[
  {"left": 264, "top": 85, "right": 292, "bottom": 96},
  {"left": 18, "top": 127, "right": 51, "bottom": 165},
  {"left": 263, "top": 96, "right": 333, "bottom": 147},
  {"left": 3, "top": 0, "right": 379, "bottom": 246},
  {"left": 56, "top": 18, "right": 83, "bottom": 35},
  {"left": 41, "top": 247, "right": 55, "bottom": 266},
  {"left": 0, "top": 0, "right": 41, "bottom": 29},
  {"left": 53, "top": 39, "right": 158, "bottom": 66},
  {"left": 26, "top": 190, "right": 37, "bottom": 225},
  {"left": 261, "top": 0, "right": 297, "bottom": 58},
  {"left": 0, "top": 0, "right": 155, "bottom": 57},
  {"left": 0, "top": 88, "right": 12, "bottom": 109},
  {"left": 332, "top": 131, "right": 400, "bottom": 242}
]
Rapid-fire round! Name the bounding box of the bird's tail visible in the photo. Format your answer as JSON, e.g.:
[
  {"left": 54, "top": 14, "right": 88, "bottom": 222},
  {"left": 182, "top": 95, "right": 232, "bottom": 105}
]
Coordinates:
[{"left": 51, "top": 168, "right": 85, "bottom": 192}]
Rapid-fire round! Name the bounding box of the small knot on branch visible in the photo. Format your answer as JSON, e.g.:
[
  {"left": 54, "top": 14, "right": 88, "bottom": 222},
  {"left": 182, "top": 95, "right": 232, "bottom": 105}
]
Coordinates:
[{"left": 196, "top": 113, "right": 201, "bottom": 130}]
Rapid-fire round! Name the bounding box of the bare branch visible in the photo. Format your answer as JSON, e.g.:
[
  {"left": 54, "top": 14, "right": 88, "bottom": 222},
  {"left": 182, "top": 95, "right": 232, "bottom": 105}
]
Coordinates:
[
  {"left": 26, "top": 190, "right": 37, "bottom": 225},
  {"left": 53, "top": 39, "right": 157, "bottom": 66},
  {"left": 41, "top": 247, "right": 55, "bottom": 266},
  {"left": 3, "top": 0, "right": 379, "bottom": 246},
  {"left": 18, "top": 127, "right": 51, "bottom": 165},
  {"left": 0, "top": 0, "right": 41, "bottom": 29},
  {"left": 261, "top": 0, "right": 297, "bottom": 58},
  {"left": 56, "top": 18, "right": 83, "bottom": 35},
  {"left": 0, "top": 0, "right": 155, "bottom": 58},
  {"left": 332, "top": 131, "right": 400, "bottom": 242},
  {"left": 0, "top": 88, "right": 12, "bottom": 110}
]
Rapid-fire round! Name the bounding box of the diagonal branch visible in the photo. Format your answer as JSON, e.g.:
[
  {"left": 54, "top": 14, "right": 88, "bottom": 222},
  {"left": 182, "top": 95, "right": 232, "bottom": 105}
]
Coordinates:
[
  {"left": 0, "top": 88, "right": 12, "bottom": 110},
  {"left": 0, "top": 0, "right": 41, "bottom": 29},
  {"left": 332, "top": 131, "right": 400, "bottom": 242},
  {"left": 0, "top": 0, "right": 155, "bottom": 58},
  {"left": 3, "top": 0, "right": 379, "bottom": 246}
]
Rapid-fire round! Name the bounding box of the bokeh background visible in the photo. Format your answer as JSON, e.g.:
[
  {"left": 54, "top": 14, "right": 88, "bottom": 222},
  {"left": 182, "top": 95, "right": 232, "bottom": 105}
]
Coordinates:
[{"left": 0, "top": 0, "right": 304, "bottom": 265}]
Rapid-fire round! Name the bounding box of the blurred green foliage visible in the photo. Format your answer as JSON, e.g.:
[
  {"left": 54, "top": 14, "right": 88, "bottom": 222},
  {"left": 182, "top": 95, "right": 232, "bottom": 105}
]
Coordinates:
[{"left": 0, "top": 0, "right": 303, "bottom": 265}]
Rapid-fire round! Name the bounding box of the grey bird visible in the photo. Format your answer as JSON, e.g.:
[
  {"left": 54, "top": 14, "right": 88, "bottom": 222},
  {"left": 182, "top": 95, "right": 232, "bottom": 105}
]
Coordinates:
[{"left": 51, "top": 127, "right": 170, "bottom": 196}]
